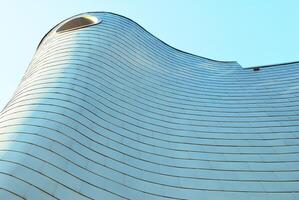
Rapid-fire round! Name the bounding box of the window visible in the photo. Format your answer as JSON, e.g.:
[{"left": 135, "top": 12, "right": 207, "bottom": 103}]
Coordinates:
[{"left": 56, "top": 15, "right": 100, "bottom": 33}]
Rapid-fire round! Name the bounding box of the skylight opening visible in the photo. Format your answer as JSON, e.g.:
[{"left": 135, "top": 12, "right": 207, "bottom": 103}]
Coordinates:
[{"left": 56, "top": 15, "right": 100, "bottom": 33}]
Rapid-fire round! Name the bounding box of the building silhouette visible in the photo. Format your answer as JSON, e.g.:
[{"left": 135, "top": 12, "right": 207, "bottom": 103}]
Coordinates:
[{"left": 0, "top": 12, "right": 298, "bottom": 200}]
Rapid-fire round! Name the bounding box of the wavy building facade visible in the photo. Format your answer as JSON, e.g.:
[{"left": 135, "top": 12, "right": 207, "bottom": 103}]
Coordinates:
[{"left": 0, "top": 12, "right": 299, "bottom": 200}]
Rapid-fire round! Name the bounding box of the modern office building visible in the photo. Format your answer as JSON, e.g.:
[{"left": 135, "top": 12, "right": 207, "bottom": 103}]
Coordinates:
[{"left": 0, "top": 12, "right": 298, "bottom": 200}]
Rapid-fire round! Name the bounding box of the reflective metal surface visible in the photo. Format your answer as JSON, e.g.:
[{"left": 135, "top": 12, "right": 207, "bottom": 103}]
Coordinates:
[{"left": 0, "top": 12, "right": 298, "bottom": 200}]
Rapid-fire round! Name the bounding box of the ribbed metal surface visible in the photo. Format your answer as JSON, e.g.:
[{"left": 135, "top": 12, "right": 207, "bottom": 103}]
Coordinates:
[{"left": 0, "top": 12, "right": 299, "bottom": 200}]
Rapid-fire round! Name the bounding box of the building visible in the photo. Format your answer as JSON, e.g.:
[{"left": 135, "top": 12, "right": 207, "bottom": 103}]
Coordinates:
[{"left": 0, "top": 12, "right": 298, "bottom": 200}]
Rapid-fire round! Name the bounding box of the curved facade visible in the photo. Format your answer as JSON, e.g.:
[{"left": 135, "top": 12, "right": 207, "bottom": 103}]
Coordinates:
[{"left": 0, "top": 12, "right": 299, "bottom": 200}]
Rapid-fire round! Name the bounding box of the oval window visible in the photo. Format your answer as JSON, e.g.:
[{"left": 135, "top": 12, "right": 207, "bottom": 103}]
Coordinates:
[{"left": 56, "top": 15, "right": 100, "bottom": 33}]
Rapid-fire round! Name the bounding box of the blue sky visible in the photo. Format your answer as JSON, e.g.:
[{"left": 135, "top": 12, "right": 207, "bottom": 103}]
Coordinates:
[{"left": 0, "top": 0, "right": 299, "bottom": 109}]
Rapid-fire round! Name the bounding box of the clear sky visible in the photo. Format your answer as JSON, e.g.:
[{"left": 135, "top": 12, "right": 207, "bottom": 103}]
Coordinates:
[{"left": 0, "top": 0, "right": 299, "bottom": 110}]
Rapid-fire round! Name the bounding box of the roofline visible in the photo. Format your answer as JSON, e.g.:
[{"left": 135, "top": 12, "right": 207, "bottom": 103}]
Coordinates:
[
  {"left": 36, "top": 11, "right": 237, "bottom": 64},
  {"left": 37, "top": 11, "right": 299, "bottom": 69},
  {"left": 246, "top": 60, "right": 299, "bottom": 69}
]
